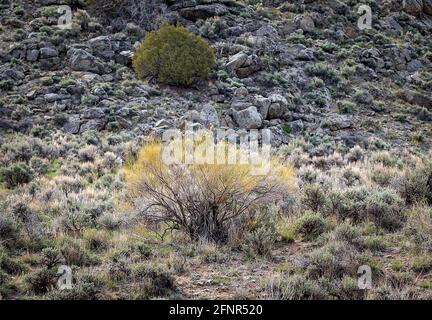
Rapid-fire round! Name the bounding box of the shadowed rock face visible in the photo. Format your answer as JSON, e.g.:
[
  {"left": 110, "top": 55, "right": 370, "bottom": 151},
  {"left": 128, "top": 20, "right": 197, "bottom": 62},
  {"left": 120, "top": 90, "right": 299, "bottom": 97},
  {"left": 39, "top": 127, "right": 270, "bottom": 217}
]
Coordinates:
[
  {"left": 167, "top": 0, "right": 244, "bottom": 21},
  {"left": 177, "top": 3, "right": 229, "bottom": 21},
  {"left": 403, "top": 0, "right": 432, "bottom": 16},
  {"left": 168, "top": 0, "right": 246, "bottom": 21}
]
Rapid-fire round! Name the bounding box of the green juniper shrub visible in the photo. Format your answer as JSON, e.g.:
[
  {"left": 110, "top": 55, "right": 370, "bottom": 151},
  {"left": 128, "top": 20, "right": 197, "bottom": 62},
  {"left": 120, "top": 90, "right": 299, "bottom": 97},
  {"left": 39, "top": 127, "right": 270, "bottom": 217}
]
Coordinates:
[
  {"left": 41, "top": 247, "right": 63, "bottom": 269},
  {"left": 133, "top": 23, "right": 215, "bottom": 86}
]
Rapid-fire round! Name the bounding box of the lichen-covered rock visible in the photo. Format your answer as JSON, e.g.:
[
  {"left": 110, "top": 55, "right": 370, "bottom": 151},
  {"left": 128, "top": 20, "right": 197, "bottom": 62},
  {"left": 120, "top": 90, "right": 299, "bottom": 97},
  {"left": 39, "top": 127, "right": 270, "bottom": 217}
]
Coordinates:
[
  {"left": 68, "top": 48, "right": 106, "bottom": 74},
  {"left": 233, "top": 106, "right": 262, "bottom": 129},
  {"left": 226, "top": 52, "right": 261, "bottom": 78},
  {"left": 199, "top": 103, "right": 220, "bottom": 127}
]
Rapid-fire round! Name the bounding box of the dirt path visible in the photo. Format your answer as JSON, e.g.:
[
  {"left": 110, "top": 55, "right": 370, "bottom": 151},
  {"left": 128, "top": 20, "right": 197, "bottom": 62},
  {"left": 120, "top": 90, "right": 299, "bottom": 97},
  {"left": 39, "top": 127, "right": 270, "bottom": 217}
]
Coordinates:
[{"left": 175, "top": 241, "right": 309, "bottom": 299}]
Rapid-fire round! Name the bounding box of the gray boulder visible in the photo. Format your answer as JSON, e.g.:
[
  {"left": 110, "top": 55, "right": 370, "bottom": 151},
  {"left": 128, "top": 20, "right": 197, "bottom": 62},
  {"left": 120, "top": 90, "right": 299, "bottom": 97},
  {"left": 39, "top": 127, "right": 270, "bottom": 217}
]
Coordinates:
[
  {"left": 253, "top": 95, "right": 271, "bottom": 119},
  {"left": 233, "top": 106, "right": 262, "bottom": 129},
  {"left": 199, "top": 103, "right": 220, "bottom": 127},
  {"left": 63, "top": 116, "right": 81, "bottom": 134},
  {"left": 295, "top": 15, "right": 315, "bottom": 32},
  {"left": 39, "top": 47, "right": 60, "bottom": 70},
  {"left": 68, "top": 49, "right": 106, "bottom": 74},
  {"left": 268, "top": 93, "right": 289, "bottom": 119},
  {"left": 226, "top": 52, "right": 261, "bottom": 78},
  {"left": 88, "top": 36, "right": 115, "bottom": 59}
]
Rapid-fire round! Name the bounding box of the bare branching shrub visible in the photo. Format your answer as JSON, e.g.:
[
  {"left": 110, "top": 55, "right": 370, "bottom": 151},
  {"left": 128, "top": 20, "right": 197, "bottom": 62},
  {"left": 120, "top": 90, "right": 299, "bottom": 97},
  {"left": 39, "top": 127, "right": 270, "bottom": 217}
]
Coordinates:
[{"left": 125, "top": 140, "right": 293, "bottom": 243}]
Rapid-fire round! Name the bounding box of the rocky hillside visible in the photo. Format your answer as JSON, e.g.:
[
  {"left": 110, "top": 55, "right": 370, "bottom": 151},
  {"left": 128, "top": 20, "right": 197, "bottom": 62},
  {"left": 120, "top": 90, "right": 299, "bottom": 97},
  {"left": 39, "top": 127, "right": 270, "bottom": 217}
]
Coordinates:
[
  {"left": 0, "top": 0, "right": 431, "bottom": 300},
  {"left": 0, "top": 0, "right": 431, "bottom": 150}
]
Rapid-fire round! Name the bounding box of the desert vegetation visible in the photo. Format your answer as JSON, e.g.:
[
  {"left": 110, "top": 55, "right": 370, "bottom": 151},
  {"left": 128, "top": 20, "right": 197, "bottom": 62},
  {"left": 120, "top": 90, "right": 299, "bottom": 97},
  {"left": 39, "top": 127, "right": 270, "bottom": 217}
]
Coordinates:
[
  {"left": 0, "top": 131, "right": 431, "bottom": 299},
  {"left": 0, "top": 0, "right": 432, "bottom": 300}
]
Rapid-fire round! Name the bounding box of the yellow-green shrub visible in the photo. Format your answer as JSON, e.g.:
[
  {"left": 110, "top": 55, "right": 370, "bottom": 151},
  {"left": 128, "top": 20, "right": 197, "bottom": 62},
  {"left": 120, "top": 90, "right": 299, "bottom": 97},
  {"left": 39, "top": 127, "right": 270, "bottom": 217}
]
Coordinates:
[
  {"left": 132, "top": 23, "right": 215, "bottom": 86},
  {"left": 123, "top": 137, "right": 294, "bottom": 243}
]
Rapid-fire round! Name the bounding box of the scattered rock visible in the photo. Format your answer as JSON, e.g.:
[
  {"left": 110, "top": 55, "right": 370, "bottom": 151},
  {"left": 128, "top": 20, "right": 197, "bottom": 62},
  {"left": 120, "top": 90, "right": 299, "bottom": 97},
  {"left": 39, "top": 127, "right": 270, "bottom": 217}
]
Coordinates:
[
  {"left": 295, "top": 15, "right": 315, "bottom": 32},
  {"left": 233, "top": 106, "right": 262, "bottom": 129},
  {"left": 226, "top": 52, "right": 261, "bottom": 78},
  {"left": 68, "top": 48, "right": 106, "bottom": 74},
  {"left": 268, "top": 94, "right": 289, "bottom": 119},
  {"left": 199, "top": 103, "right": 220, "bottom": 127},
  {"left": 288, "top": 119, "right": 304, "bottom": 134},
  {"left": 63, "top": 116, "right": 81, "bottom": 134}
]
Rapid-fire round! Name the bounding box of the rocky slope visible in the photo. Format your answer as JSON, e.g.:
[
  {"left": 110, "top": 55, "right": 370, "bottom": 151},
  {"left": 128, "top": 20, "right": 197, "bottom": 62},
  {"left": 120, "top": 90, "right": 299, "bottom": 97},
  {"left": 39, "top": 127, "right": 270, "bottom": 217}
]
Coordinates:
[
  {"left": 0, "top": 0, "right": 431, "bottom": 151},
  {"left": 0, "top": 0, "right": 432, "bottom": 300}
]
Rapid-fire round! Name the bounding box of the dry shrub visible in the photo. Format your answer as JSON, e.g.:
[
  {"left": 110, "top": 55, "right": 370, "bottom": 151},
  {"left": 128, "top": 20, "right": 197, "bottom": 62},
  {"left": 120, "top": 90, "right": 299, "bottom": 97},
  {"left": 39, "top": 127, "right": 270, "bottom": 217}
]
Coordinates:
[{"left": 124, "top": 138, "right": 293, "bottom": 243}]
